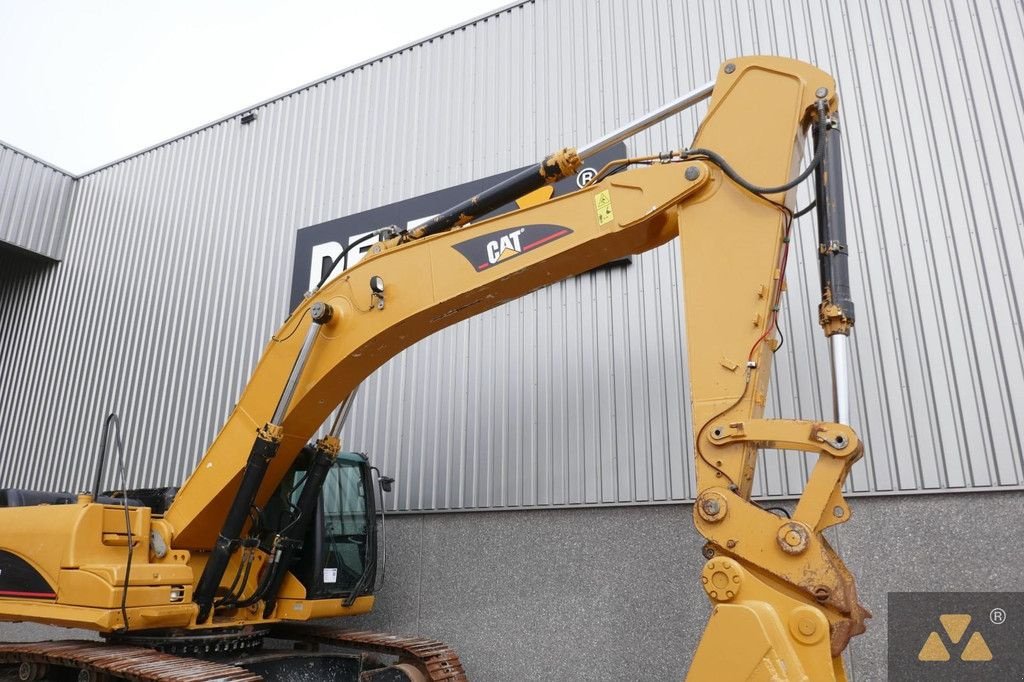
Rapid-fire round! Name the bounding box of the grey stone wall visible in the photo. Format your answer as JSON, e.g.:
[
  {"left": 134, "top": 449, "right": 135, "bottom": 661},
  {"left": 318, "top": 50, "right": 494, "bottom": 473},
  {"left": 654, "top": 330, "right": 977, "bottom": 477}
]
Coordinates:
[{"left": 342, "top": 491, "right": 1024, "bottom": 681}]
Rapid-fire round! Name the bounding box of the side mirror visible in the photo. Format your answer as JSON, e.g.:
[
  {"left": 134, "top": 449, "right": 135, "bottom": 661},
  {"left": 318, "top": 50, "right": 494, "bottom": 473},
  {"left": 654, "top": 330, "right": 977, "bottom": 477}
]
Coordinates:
[{"left": 379, "top": 476, "right": 395, "bottom": 493}]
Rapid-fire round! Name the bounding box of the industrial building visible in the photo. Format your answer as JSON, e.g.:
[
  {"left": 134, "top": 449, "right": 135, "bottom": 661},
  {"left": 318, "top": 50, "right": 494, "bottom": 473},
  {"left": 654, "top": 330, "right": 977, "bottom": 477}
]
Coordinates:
[{"left": 2, "top": 1, "right": 1023, "bottom": 679}]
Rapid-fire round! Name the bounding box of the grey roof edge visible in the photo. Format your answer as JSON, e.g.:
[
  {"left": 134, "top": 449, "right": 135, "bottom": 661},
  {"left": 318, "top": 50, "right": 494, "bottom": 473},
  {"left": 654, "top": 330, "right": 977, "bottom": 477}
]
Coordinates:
[
  {"left": 71, "top": 0, "right": 534, "bottom": 179},
  {"left": 0, "top": 138, "right": 77, "bottom": 178}
]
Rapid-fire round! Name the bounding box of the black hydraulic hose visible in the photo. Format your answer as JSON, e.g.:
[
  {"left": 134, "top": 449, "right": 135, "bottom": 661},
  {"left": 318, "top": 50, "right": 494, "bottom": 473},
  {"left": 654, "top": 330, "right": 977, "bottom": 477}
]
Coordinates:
[
  {"left": 683, "top": 101, "right": 829, "bottom": 197},
  {"left": 794, "top": 200, "right": 817, "bottom": 219},
  {"left": 95, "top": 413, "right": 133, "bottom": 632},
  {"left": 315, "top": 231, "right": 379, "bottom": 290}
]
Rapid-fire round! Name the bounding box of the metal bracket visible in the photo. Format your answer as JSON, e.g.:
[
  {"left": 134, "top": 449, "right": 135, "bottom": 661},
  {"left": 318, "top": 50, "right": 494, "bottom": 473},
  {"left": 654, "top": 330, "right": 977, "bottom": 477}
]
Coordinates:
[{"left": 818, "top": 240, "right": 847, "bottom": 255}]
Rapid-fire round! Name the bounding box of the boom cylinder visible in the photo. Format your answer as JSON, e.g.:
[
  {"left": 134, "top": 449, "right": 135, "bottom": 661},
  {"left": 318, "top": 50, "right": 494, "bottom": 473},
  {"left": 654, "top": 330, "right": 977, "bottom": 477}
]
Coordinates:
[
  {"left": 260, "top": 388, "right": 360, "bottom": 617},
  {"left": 814, "top": 114, "right": 855, "bottom": 423},
  {"left": 409, "top": 149, "right": 582, "bottom": 239},
  {"left": 193, "top": 308, "right": 328, "bottom": 623},
  {"left": 409, "top": 80, "right": 715, "bottom": 241}
]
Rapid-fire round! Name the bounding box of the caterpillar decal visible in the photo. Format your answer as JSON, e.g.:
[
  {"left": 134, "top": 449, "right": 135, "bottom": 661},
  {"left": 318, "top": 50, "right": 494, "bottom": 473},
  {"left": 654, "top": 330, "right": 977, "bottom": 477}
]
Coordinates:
[
  {"left": 0, "top": 550, "right": 55, "bottom": 600},
  {"left": 452, "top": 224, "right": 573, "bottom": 271}
]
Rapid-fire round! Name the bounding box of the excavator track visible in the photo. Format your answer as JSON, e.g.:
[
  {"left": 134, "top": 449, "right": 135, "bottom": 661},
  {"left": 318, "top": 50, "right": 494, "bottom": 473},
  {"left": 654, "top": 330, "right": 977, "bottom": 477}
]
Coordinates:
[
  {"left": 0, "top": 627, "right": 466, "bottom": 681},
  {"left": 269, "top": 624, "right": 468, "bottom": 681},
  {"left": 0, "top": 640, "right": 262, "bottom": 681}
]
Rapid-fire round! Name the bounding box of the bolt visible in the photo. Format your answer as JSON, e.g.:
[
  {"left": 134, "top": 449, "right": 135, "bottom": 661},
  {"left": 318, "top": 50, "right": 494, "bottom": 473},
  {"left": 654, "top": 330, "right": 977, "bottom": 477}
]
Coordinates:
[
  {"left": 703, "top": 499, "right": 721, "bottom": 516},
  {"left": 702, "top": 545, "right": 715, "bottom": 560},
  {"left": 726, "top": 539, "right": 737, "bottom": 549},
  {"left": 815, "top": 87, "right": 828, "bottom": 98},
  {"left": 310, "top": 302, "right": 333, "bottom": 324},
  {"left": 833, "top": 505, "right": 844, "bottom": 518},
  {"left": 685, "top": 165, "right": 700, "bottom": 181},
  {"left": 813, "top": 586, "right": 831, "bottom": 602},
  {"left": 724, "top": 63, "right": 736, "bottom": 74}
]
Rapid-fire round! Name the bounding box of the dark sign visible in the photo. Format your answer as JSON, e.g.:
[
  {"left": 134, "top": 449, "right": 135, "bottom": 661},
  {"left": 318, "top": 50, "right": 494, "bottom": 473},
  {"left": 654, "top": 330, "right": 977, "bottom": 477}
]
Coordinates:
[
  {"left": 887, "top": 591, "right": 1023, "bottom": 680},
  {"left": 289, "top": 143, "right": 628, "bottom": 307}
]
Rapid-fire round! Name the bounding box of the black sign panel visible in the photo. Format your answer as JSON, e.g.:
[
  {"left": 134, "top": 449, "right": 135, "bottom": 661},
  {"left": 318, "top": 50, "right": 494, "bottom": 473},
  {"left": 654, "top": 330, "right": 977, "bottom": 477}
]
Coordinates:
[
  {"left": 289, "top": 143, "right": 628, "bottom": 307},
  {"left": 887, "top": 591, "right": 1024, "bottom": 680}
]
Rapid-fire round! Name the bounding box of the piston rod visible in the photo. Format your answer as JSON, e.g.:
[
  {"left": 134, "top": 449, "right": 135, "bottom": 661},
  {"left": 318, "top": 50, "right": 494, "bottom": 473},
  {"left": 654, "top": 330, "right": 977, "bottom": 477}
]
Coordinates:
[
  {"left": 410, "top": 79, "right": 716, "bottom": 240},
  {"left": 577, "top": 80, "right": 715, "bottom": 160},
  {"left": 830, "top": 335, "right": 850, "bottom": 424}
]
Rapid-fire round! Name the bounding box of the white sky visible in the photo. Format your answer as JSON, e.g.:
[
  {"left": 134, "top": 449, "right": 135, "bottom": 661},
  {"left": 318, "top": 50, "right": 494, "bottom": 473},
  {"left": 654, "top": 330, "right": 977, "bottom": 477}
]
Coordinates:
[{"left": 0, "top": 0, "right": 512, "bottom": 174}]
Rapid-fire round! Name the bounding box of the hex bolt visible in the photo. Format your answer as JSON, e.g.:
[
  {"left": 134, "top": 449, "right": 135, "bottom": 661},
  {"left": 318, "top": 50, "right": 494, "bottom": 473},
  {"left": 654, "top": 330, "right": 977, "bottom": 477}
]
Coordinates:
[
  {"left": 685, "top": 166, "right": 700, "bottom": 181},
  {"left": 833, "top": 505, "right": 844, "bottom": 518},
  {"left": 724, "top": 63, "right": 736, "bottom": 74},
  {"left": 815, "top": 87, "right": 829, "bottom": 98}
]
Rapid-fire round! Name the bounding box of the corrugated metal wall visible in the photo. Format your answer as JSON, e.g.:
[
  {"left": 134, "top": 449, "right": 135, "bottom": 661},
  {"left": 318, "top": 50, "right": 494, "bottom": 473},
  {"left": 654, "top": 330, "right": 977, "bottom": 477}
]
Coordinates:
[
  {"left": 0, "top": 141, "right": 75, "bottom": 260},
  {"left": 1, "top": 0, "right": 1022, "bottom": 511}
]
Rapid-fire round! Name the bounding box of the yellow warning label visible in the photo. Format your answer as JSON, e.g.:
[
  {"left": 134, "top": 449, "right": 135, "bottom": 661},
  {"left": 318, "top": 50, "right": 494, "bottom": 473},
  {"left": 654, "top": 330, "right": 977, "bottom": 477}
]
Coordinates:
[
  {"left": 917, "top": 613, "right": 994, "bottom": 662},
  {"left": 595, "top": 189, "right": 613, "bottom": 226}
]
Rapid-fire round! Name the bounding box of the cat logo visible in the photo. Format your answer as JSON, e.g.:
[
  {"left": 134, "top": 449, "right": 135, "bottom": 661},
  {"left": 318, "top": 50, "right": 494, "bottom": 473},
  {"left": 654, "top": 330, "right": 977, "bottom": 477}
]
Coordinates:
[
  {"left": 452, "top": 224, "right": 573, "bottom": 272},
  {"left": 917, "top": 614, "right": 993, "bottom": 662},
  {"left": 486, "top": 228, "right": 525, "bottom": 265}
]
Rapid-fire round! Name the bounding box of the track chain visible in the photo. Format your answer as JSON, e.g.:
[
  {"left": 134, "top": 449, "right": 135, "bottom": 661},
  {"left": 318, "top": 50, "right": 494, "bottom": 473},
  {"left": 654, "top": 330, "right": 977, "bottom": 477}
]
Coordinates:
[
  {"left": 270, "top": 624, "right": 467, "bottom": 681},
  {"left": 0, "top": 640, "right": 263, "bottom": 681}
]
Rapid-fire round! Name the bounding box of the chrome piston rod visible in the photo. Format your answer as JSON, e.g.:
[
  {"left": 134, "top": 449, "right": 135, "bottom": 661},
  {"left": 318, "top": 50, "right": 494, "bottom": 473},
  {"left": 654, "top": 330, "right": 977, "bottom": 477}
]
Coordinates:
[
  {"left": 577, "top": 81, "right": 715, "bottom": 161},
  {"left": 327, "top": 385, "right": 360, "bottom": 437},
  {"left": 830, "top": 335, "right": 850, "bottom": 424}
]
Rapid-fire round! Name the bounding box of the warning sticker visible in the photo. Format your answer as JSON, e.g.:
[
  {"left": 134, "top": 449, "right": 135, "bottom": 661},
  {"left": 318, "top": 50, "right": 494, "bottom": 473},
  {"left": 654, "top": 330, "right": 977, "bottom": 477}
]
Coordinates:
[
  {"left": 595, "top": 190, "right": 614, "bottom": 226},
  {"left": 323, "top": 567, "right": 338, "bottom": 584}
]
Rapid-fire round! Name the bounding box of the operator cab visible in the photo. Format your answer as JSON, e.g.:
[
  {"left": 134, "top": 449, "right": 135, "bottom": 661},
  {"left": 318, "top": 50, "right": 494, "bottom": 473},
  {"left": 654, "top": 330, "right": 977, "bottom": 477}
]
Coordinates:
[{"left": 264, "top": 449, "right": 380, "bottom": 603}]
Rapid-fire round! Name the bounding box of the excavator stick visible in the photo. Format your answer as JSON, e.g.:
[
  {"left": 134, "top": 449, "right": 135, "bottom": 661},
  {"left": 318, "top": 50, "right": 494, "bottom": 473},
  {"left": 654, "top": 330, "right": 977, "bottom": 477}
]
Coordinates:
[{"left": 678, "top": 58, "right": 867, "bottom": 680}]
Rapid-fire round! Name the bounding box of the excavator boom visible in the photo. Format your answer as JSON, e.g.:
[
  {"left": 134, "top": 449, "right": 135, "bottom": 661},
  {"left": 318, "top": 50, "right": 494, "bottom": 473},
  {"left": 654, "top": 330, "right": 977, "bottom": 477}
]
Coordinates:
[{"left": 0, "top": 56, "right": 865, "bottom": 681}]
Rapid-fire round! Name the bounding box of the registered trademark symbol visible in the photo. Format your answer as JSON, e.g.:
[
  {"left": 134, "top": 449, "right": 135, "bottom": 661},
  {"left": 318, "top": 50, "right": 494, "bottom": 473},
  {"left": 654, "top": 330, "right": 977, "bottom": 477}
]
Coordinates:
[
  {"left": 990, "top": 607, "right": 1006, "bottom": 625},
  {"left": 577, "top": 167, "right": 597, "bottom": 188}
]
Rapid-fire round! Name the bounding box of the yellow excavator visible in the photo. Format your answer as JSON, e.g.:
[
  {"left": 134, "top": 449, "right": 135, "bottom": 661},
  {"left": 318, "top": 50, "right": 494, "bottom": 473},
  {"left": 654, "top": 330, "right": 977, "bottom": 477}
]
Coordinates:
[{"left": 0, "top": 56, "right": 868, "bottom": 680}]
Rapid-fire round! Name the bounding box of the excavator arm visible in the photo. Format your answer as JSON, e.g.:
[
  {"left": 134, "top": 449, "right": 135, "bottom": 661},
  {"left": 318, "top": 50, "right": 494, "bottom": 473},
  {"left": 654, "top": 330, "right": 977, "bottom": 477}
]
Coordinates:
[
  {"left": 0, "top": 56, "right": 865, "bottom": 681},
  {"left": 164, "top": 56, "right": 866, "bottom": 678}
]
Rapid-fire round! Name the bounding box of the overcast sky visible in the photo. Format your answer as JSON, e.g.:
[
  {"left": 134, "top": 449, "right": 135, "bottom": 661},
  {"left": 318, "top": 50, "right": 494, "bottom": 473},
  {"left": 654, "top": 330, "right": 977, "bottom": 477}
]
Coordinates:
[{"left": 0, "top": 1, "right": 511, "bottom": 174}]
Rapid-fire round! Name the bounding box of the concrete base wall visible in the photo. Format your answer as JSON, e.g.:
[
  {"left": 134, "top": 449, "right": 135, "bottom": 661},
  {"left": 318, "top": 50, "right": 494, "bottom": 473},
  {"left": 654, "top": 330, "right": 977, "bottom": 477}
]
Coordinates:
[
  {"left": 2, "top": 491, "right": 1021, "bottom": 680},
  {"left": 341, "top": 491, "right": 1024, "bottom": 681}
]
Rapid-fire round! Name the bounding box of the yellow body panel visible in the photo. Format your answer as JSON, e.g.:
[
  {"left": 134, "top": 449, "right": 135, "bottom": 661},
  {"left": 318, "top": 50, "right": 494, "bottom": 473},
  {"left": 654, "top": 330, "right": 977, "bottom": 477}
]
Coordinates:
[{"left": 274, "top": 595, "right": 375, "bottom": 622}]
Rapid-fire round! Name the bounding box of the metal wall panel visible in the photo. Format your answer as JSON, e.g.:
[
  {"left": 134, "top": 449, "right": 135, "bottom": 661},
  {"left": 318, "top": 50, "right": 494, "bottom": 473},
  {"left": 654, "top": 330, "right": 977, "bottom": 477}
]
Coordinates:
[
  {"left": 0, "top": 0, "right": 1022, "bottom": 511},
  {"left": 0, "top": 141, "right": 75, "bottom": 260}
]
